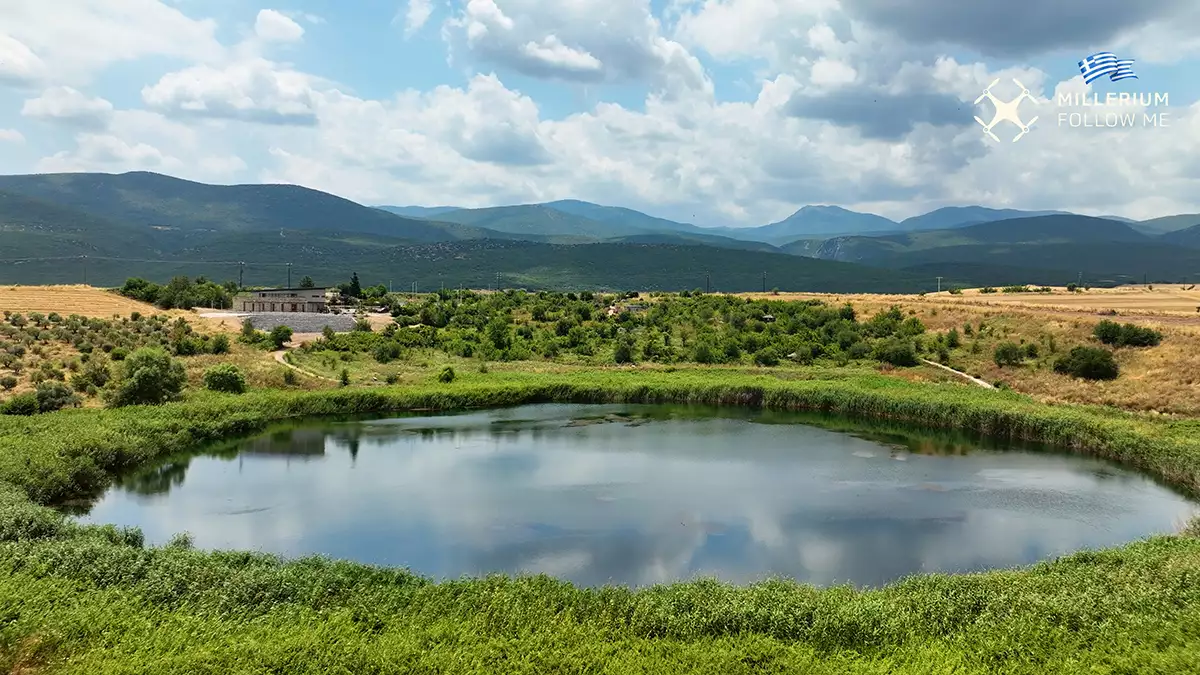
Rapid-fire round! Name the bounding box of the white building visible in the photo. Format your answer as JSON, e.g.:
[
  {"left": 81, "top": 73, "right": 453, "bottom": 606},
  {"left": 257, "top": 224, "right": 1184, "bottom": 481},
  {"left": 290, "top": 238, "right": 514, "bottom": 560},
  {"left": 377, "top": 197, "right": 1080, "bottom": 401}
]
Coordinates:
[{"left": 234, "top": 287, "right": 331, "bottom": 313}]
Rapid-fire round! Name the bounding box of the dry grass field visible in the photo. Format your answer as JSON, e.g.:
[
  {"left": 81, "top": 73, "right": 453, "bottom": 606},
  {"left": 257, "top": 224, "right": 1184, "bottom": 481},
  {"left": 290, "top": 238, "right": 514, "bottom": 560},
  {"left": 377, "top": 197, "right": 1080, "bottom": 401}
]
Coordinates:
[
  {"left": 739, "top": 286, "right": 1200, "bottom": 415},
  {"left": 0, "top": 284, "right": 159, "bottom": 317}
]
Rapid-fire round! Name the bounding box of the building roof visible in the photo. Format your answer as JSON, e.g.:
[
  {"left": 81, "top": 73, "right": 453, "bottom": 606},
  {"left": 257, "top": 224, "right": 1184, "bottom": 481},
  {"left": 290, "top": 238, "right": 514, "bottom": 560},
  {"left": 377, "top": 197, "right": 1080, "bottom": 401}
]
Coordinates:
[{"left": 238, "top": 287, "right": 330, "bottom": 292}]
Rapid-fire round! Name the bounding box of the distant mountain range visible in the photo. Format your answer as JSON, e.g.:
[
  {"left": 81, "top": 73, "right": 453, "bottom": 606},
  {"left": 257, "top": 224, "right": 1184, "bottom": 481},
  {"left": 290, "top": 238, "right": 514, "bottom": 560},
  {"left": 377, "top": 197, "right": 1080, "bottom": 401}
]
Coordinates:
[{"left": 2, "top": 170, "right": 1200, "bottom": 290}]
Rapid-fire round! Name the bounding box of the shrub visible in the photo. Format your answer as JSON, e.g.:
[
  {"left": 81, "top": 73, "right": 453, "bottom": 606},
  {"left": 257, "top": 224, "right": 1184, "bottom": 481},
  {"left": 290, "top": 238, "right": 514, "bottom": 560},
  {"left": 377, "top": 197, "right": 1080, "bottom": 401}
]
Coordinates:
[
  {"left": 993, "top": 342, "right": 1024, "bottom": 367},
  {"left": 613, "top": 341, "right": 635, "bottom": 364},
  {"left": 946, "top": 328, "right": 961, "bottom": 349},
  {"left": 0, "top": 375, "right": 16, "bottom": 391},
  {"left": 979, "top": 287, "right": 997, "bottom": 294},
  {"left": 210, "top": 333, "right": 231, "bottom": 354},
  {"left": 107, "top": 347, "right": 187, "bottom": 407},
  {"left": 436, "top": 366, "right": 456, "bottom": 383},
  {"left": 1024, "top": 343, "right": 1040, "bottom": 359},
  {"left": 70, "top": 354, "right": 111, "bottom": 392},
  {"left": 873, "top": 338, "right": 917, "bottom": 367},
  {"left": 385, "top": 373, "right": 399, "bottom": 385},
  {"left": 269, "top": 325, "right": 294, "bottom": 349},
  {"left": 1094, "top": 320, "right": 1162, "bottom": 348},
  {"left": 203, "top": 364, "right": 247, "bottom": 394},
  {"left": 339, "top": 368, "right": 350, "bottom": 386},
  {"left": 35, "top": 381, "right": 80, "bottom": 412},
  {"left": 282, "top": 369, "right": 297, "bottom": 386},
  {"left": 110, "top": 346, "right": 129, "bottom": 361},
  {"left": 1054, "top": 346, "right": 1119, "bottom": 380},
  {"left": 0, "top": 393, "right": 39, "bottom": 415}
]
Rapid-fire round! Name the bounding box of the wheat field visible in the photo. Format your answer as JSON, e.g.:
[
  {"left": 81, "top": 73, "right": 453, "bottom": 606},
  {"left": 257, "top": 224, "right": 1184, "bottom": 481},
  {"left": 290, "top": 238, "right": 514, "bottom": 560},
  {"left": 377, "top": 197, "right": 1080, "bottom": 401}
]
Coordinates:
[{"left": 0, "top": 285, "right": 158, "bottom": 318}]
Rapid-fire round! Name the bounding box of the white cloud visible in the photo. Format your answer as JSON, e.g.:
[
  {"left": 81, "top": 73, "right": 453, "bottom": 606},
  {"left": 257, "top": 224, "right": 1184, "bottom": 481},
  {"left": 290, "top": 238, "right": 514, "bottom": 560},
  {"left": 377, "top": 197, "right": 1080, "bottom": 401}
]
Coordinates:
[
  {"left": 141, "top": 58, "right": 323, "bottom": 125},
  {"left": 0, "top": 129, "right": 25, "bottom": 143},
  {"left": 21, "top": 86, "right": 114, "bottom": 129},
  {"left": 443, "top": 0, "right": 712, "bottom": 98},
  {"left": 37, "top": 133, "right": 183, "bottom": 173},
  {"left": 0, "top": 34, "right": 46, "bottom": 85},
  {"left": 0, "top": 0, "right": 221, "bottom": 83},
  {"left": 254, "top": 9, "right": 305, "bottom": 43},
  {"left": 401, "top": 0, "right": 435, "bottom": 36}
]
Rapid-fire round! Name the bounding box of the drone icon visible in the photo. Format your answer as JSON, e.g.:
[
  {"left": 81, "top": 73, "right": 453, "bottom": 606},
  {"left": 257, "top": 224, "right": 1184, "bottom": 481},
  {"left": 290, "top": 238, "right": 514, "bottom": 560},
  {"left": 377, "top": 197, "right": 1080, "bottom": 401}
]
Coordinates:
[{"left": 974, "top": 78, "right": 1038, "bottom": 142}]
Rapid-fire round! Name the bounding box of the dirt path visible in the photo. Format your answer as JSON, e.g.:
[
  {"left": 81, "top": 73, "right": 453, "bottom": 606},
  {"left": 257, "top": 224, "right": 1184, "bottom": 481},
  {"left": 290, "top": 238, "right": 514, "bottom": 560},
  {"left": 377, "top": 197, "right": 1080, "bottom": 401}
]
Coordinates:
[
  {"left": 919, "top": 358, "right": 996, "bottom": 389},
  {"left": 272, "top": 349, "right": 335, "bottom": 381}
]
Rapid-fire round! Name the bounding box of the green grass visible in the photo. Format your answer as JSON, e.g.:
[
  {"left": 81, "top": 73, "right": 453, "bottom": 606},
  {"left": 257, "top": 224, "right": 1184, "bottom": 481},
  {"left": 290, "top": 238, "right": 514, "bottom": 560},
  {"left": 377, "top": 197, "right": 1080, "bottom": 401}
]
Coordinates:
[{"left": 2, "top": 368, "right": 1200, "bottom": 673}]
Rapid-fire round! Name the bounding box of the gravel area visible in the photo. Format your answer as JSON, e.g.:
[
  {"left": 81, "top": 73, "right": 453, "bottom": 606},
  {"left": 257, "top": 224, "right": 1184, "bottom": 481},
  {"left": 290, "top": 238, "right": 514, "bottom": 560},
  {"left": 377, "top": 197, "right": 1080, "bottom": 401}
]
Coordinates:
[{"left": 205, "top": 312, "right": 359, "bottom": 333}]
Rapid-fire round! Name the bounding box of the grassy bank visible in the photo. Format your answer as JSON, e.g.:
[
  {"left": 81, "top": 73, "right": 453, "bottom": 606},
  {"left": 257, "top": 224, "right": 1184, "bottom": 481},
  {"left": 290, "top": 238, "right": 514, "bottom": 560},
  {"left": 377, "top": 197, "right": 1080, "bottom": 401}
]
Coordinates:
[{"left": 2, "top": 369, "right": 1200, "bottom": 673}]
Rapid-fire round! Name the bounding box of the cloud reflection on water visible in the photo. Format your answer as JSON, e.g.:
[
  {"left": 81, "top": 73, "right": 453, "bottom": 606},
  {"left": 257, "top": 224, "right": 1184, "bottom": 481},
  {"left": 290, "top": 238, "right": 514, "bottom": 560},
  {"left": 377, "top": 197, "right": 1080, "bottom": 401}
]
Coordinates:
[{"left": 81, "top": 404, "right": 1198, "bottom": 588}]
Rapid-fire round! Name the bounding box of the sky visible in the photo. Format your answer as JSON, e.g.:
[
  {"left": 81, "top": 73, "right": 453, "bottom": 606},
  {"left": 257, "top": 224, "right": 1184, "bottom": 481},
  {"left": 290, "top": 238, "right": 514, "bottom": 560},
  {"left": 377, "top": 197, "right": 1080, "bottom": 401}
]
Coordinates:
[{"left": 1, "top": 0, "right": 1199, "bottom": 227}]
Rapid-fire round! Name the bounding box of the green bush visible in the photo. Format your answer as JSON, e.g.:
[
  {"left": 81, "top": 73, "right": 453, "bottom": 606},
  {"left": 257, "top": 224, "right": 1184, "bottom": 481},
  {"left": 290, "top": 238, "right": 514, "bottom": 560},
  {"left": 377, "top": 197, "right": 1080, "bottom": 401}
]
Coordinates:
[
  {"left": 339, "top": 368, "right": 350, "bottom": 386},
  {"left": 35, "top": 381, "right": 80, "bottom": 412},
  {"left": 436, "top": 366, "right": 456, "bottom": 383},
  {"left": 0, "top": 392, "right": 39, "bottom": 415},
  {"left": 873, "top": 338, "right": 917, "bottom": 367},
  {"left": 993, "top": 342, "right": 1024, "bottom": 367},
  {"left": 1054, "top": 346, "right": 1119, "bottom": 380},
  {"left": 269, "top": 325, "right": 294, "bottom": 349},
  {"left": 0, "top": 375, "right": 16, "bottom": 391},
  {"left": 107, "top": 348, "right": 188, "bottom": 407},
  {"left": 1093, "top": 320, "right": 1162, "bottom": 348},
  {"left": 210, "top": 333, "right": 231, "bottom": 354},
  {"left": 203, "top": 364, "right": 247, "bottom": 394}
]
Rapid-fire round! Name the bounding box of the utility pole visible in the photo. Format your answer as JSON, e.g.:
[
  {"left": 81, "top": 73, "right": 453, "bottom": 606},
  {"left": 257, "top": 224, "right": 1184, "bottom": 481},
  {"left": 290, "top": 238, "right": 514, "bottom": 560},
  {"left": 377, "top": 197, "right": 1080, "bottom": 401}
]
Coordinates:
[
  {"left": 496, "top": 271, "right": 501, "bottom": 291},
  {"left": 239, "top": 262, "right": 245, "bottom": 289},
  {"left": 81, "top": 255, "right": 87, "bottom": 285},
  {"left": 286, "top": 262, "right": 292, "bottom": 288},
  {"left": 705, "top": 270, "right": 710, "bottom": 294},
  {"left": 936, "top": 276, "right": 943, "bottom": 293},
  {"left": 762, "top": 271, "right": 766, "bottom": 293}
]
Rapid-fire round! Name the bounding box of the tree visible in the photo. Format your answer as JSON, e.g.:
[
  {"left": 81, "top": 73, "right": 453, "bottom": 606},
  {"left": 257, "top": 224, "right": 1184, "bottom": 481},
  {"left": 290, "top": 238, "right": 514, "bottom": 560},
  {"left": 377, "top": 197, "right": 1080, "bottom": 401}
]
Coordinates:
[
  {"left": 1054, "top": 346, "right": 1119, "bottom": 380},
  {"left": 269, "top": 325, "right": 293, "bottom": 349},
  {"left": 299, "top": 276, "right": 315, "bottom": 289},
  {"left": 107, "top": 347, "right": 187, "bottom": 407},
  {"left": 993, "top": 342, "right": 1024, "bottom": 367},
  {"left": 35, "top": 381, "right": 80, "bottom": 412},
  {"left": 203, "top": 364, "right": 247, "bottom": 394},
  {"left": 349, "top": 273, "right": 362, "bottom": 298}
]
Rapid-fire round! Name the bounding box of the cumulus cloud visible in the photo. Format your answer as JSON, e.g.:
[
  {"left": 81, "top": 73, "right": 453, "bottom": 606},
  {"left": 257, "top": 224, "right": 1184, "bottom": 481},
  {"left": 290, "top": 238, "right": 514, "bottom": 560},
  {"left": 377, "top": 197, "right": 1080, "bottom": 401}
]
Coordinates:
[
  {"left": 443, "top": 0, "right": 711, "bottom": 97},
  {"left": 141, "top": 59, "right": 322, "bottom": 125},
  {"left": 840, "top": 0, "right": 1192, "bottom": 58},
  {"left": 21, "top": 86, "right": 114, "bottom": 129},
  {"left": 0, "top": 34, "right": 46, "bottom": 85},
  {"left": 254, "top": 9, "right": 305, "bottom": 43},
  {"left": 401, "top": 0, "right": 435, "bottom": 36},
  {"left": 0, "top": 0, "right": 221, "bottom": 82},
  {"left": 37, "top": 133, "right": 182, "bottom": 173}
]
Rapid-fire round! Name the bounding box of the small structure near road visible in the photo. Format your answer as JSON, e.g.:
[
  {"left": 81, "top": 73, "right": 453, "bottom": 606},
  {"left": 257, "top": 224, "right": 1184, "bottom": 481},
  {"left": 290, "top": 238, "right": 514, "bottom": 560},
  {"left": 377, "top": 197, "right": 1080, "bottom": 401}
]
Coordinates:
[{"left": 234, "top": 287, "right": 331, "bottom": 313}]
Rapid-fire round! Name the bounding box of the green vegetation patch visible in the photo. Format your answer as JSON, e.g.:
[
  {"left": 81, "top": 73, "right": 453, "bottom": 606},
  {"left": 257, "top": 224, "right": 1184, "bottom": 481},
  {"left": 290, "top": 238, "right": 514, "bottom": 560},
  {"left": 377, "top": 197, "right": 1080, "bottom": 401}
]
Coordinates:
[{"left": 2, "top": 370, "right": 1200, "bottom": 672}]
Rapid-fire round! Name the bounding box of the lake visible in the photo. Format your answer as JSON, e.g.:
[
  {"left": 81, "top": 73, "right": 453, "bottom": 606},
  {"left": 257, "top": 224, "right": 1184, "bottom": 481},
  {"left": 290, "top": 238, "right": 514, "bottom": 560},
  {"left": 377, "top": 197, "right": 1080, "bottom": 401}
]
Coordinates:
[{"left": 77, "top": 403, "right": 1198, "bottom": 588}]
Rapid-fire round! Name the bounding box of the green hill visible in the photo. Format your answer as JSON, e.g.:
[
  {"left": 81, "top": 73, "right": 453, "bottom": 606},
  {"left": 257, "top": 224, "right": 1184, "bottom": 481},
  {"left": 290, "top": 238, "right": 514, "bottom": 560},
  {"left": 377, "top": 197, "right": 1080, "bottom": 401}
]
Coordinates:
[
  {"left": 896, "top": 206, "right": 1068, "bottom": 232},
  {"left": 0, "top": 171, "right": 492, "bottom": 245},
  {"left": 427, "top": 204, "right": 657, "bottom": 238},
  {"left": 1134, "top": 213, "right": 1200, "bottom": 235},
  {"left": 1158, "top": 224, "right": 1200, "bottom": 249},
  {"left": 800, "top": 215, "right": 1149, "bottom": 263}
]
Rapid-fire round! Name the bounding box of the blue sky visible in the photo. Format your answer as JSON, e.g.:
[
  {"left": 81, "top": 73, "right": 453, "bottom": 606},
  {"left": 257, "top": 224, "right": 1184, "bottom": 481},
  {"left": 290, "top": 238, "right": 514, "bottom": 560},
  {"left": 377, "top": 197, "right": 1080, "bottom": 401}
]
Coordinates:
[{"left": 2, "top": 0, "right": 1198, "bottom": 227}]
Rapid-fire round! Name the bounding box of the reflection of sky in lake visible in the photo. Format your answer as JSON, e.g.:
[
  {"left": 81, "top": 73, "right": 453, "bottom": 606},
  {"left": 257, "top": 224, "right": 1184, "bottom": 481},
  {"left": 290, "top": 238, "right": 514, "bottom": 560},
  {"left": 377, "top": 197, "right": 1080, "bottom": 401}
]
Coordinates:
[{"left": 77, "top": 404, "right": 1199, "bottom": 588}]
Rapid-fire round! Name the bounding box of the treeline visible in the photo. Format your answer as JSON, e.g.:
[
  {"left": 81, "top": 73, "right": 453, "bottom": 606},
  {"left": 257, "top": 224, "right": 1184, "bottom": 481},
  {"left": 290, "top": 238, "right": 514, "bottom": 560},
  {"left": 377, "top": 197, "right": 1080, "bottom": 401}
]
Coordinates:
[
  {"left": 304, "top": 289, "right": 931, "bottom": 368},
  {"left": 118, "top": 277, "right": 237, "bottom": 310}
]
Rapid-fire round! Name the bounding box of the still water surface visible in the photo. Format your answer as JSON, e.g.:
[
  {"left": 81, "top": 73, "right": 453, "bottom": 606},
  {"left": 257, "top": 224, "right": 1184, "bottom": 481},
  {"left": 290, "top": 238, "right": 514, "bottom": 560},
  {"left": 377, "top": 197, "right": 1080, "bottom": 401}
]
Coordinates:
[{"left": 79, "top": 404, "right": 1197, "bottom": 587}]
